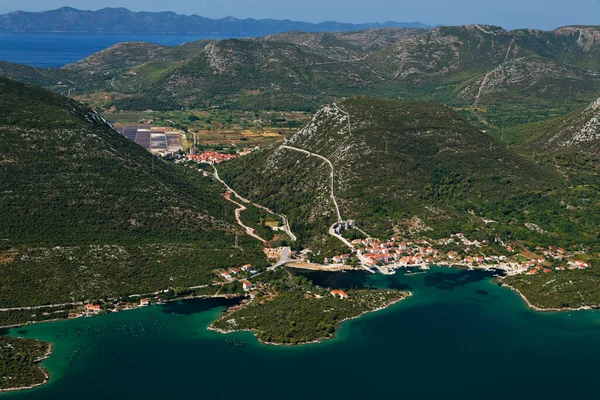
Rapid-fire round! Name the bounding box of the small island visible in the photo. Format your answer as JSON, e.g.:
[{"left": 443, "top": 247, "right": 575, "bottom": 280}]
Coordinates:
[
  {"left": 0, "top": 336, "right": 52, "bottom": 392},
  {"left": 210, "top": 269, "right": 410, "bottom": 345}
]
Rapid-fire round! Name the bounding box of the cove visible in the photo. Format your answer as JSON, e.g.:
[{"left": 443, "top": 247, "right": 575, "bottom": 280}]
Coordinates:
[{"left": 4, "top": 267, "right": 600, "bottom": 399}]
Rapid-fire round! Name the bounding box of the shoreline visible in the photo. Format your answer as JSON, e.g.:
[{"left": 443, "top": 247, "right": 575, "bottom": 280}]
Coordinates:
[
  {"left": 0, "top": 342, "right": 53, "bottom": 393},
  {"left": 0, "top": 294, "right": 245, "bottom": 392},
  {"left": 208, "top": 292, "right": 412, "bottom": 346},
  {"left": 0, "top": 293, "right": 246, "bottom": 331},
  {"left": 499, "top": 281, "right": 594, "bottom": 313}
]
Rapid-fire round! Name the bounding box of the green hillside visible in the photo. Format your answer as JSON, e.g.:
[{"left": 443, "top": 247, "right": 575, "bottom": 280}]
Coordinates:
[
  {"left": 0, "top": 77, "right": 267, "bottom": 308},
  {"left": 219, "top": 97, "right": 600, "bottom": 253},
  {"left": 515, "top": 98, "right": 600, "bottom": 171}
]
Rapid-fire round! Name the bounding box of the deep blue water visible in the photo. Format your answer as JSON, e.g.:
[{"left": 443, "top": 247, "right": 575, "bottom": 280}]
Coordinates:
[{"left": 0, "top": 32, "right": 251, "bottom": 68}]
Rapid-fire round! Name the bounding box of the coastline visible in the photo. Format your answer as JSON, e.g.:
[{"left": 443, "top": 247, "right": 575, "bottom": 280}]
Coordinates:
[
  {"left": 0, "top": 342, "right": 53, "bottom": 393},
  {"left": 0, "top": 293, "right": 246, "bottom": 331},
  {"left": 207, "top": 292, "right": 412, "bottom": 346},
  {"left": 499, "top": 281, "right": 594, "bottom": 313},
  {"left": 0, "top": 294, "right": 246, "bottom": 392}
]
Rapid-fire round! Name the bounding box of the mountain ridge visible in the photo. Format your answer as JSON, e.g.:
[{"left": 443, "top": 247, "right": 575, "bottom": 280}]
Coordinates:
[
  {"left": 0, "top": 7, "right": 431, "bottom": 34},
  {"left": 2, "top": 23, "right": 600, "bottom": 139}
]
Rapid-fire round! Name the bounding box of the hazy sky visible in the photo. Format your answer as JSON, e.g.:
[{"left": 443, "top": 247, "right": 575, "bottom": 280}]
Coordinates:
[{"left": 0, "top": 0, "right": 599, "bottom": 30}]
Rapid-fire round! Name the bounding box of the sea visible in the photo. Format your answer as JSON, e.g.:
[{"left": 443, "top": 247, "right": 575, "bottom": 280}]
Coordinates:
[
  {"left": 0, "top": 32, "right": 252, "bottom": 68},
  {"left": 4, "top": 266, "right": 600, "bottom": 400}
]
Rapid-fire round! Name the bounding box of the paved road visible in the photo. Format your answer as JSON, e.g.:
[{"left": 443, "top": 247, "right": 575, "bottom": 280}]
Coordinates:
[
  {"left": 280, "top": 145, "right": 343, "bottom": 223},
  {"left": 225, "top": 191, "right": 268, "bottom": 243},
  {"left": 269, "top": 247, "right": 293, "bottom": 270},
  {"left": 0, "top": 301, "right": 85, "bottom": 312}
]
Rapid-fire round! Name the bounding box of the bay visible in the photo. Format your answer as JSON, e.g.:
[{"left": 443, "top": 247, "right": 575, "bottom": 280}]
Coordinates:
[
  {"left": 4, "top": 266, "right": 600, "bottom": 399},
  {"left": 0, "top": 32, "right": 252, "bottom": 68}
]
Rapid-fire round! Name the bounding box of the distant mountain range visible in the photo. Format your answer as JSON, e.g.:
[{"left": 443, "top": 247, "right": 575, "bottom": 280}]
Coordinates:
[{"left": 0, "top": 7, "right": 431, "bottom": 34}]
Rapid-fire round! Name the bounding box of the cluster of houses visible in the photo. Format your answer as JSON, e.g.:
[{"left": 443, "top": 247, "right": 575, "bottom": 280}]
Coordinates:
[
  {"left": 446, "top": 251, "right": 508, "bottom": 265},
  {"left": 510, "top": 246, "right": 591, "bottom": 275},
  {"left": 540, "top": 245, "right": 567, "bottom": 260},
  {"left": 525, "top": 259, "right": 590, "bottom": 275},
  {"left": 218, "top": 264, "right": 257, "bottom": 291},
  {"left": 219, "top": 264, "right": 257, "bottom": 280},
  {"left": 355, "top": 237, "right": 441, "bottom": 267},
  {"left": 324, "top": 254, "right": 351, "bottom": 265},
  {"left": 437, "top": 233, "right": 483, "bottom": 248},
  {"left": 84, "top": 297, "right": 151, "bottom": 315},
  {"left": 189, "top": 151, "right": 237, "bottom": 164}
]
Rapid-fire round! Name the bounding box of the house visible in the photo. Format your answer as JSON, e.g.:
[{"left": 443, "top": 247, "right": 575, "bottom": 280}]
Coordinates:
[
  {"left": 575, "top": 261, "right": 589, "bottom": 269},
  {"left": 527, "top": 269, "right": 538, "bottom": 275},
  {"left": 230, "top": 268, "right": 241, "bottom": 275},
  {"left": 140, "top": 298, "right": 150, "bottom": 306},
  {"left": 221, "top": 271, "right": 232, "bottom": 280},
  {"left": 241, "top": 264, "right": 253, "bottom": 272},
  {"left": 86, "top": 304, "right": 101, "bottom": 314},
  {"left": 331, "top": 289, "right": 349, "bottom": 299},
  {"left": 242, "top": 280, "right": 253, "bottom": 292},
  {"left": 543, "top": 269, "right": 552, "bottom": 274}
]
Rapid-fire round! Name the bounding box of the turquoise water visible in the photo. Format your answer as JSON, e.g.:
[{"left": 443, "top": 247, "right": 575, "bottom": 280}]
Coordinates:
[
  {"left": 0, "top": 32, "right": 252, "bottom": 68},
  {"left": 5, "top": 267, "right": 600, "bottom": 399}
]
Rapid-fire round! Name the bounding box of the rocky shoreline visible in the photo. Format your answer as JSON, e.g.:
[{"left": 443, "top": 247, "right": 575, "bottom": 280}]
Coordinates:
[
  {"left": 500, "top": 281, "right": 594, "bottom": 312},
  {"left": 0, "top": 342, "right": 53, "bottom": 393}
]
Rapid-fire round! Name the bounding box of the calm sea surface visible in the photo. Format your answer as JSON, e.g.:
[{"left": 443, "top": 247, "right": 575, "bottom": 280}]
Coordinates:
[
  {"left": 4, "top": 266, "right": 600, "bottom": 399},
  {"left": 0, "top": 32, "right": 251, "bottom": 68}
]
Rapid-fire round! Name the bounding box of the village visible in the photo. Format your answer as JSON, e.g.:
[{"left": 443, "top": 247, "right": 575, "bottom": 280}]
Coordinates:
[
  {"left": 59, "top": 222, "right": 592, "bottom": 323},
  {"left": 316, "top": 229, "right": 592, "bottom": 277}
]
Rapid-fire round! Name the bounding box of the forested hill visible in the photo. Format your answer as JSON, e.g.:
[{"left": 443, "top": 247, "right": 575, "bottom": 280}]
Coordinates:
[
  {"left": 0, "top": 76, "right": 229, "bottom": 244},
  {"left": 514, "top": 97, "right": 600, "bottom": 173},
  {"left": 219, "top": 97, "right": 566, "bottom": 245},
  {"left": 0, "top": 7, "right": 429, "bottom": 34},
  {"left": 0, "top": 77, "right": 266, "bottom": 308}
]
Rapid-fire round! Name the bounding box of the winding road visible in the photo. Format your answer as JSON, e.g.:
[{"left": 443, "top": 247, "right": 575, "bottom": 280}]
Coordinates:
[
  {"left": 212, "top": 164, "right": 297, "bottom": 242},
  {"left": 280, "top": 145, "right": 343, "bottom": 223},
  {"left": 224, "top": 191, "right": 268, "bottom": 243},
  {"left": 279, "top": 106, "right": 376, "bottom": 273}
]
